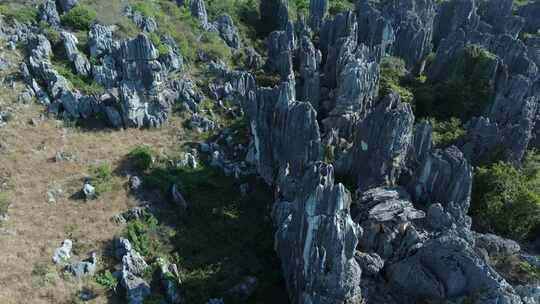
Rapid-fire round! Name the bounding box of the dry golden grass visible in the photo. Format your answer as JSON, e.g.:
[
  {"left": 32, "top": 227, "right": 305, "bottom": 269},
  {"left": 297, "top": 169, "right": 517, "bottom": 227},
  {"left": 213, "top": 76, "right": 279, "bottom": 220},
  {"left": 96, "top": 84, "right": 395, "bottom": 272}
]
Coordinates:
[{"left": 0, "top": 103, "right": 188, "bottom": 303}]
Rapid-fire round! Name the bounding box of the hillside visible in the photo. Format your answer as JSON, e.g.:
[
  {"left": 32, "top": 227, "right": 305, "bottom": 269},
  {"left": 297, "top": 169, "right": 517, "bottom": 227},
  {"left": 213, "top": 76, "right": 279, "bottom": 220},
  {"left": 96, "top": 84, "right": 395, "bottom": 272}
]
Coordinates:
[{"left": 0, "top": 0, "right": 539, "bottom": 304}]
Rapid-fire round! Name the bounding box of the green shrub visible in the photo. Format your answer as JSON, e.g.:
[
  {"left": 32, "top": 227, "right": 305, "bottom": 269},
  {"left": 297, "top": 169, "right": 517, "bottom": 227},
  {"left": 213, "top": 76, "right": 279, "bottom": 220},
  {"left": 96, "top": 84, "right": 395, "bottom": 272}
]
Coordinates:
[
  {"left": 0, "top": 4, "right": 37, "bottom": 24},
  {"left": 425, "top": 117, "right": 465, "bottom": 148},
  {"left": 89, "top": 163, "right": 114, "bottom": 196},
  {"left": 60, "top": 5, "right": 97, "bottom": 31},
  {"left": 472, "top": 151, "right": 540, "bottom": 239},
  {"left": 413, "top": 44, "right": 496, "bottom": 120},
  {"left": 128, "top": 146, "right": 154, "bottom": 172},
  {"left": 148, "top": 32, "right": 169, "bottom": 55},
  {"left": 95, "top": 270, "right": 118, "bottom": 291},
  {"left": 379, "top": 56, "right": 414, "bottom": 103},
  {"left": 126, "top": 217, "right": 158, "bottom": 257}
]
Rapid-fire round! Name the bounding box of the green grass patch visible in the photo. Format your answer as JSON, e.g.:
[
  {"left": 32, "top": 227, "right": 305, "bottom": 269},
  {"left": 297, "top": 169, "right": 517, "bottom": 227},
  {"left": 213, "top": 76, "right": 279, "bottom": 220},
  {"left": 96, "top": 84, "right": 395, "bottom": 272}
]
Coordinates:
[
  {"left": 126, "top": 216, "right": 160, "bottom": 257},
  {"left": 0, "top": 3, "right": 37, "bottom": 24},
  {"left": 60, "top": 5, "right": 97, "bottom": 31},
  {"left": 51, "top": 57, "right": 104, "bottom": 95},
  {"left": 89, "top": 163, "right": 114, "bottom": 196}
]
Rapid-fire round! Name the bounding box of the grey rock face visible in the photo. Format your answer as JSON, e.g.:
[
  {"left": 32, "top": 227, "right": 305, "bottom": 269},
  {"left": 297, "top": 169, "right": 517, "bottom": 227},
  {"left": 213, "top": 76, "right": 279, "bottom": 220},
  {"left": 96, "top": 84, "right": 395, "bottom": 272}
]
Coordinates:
[
  {"left": 320, "top": 11, "right": 358, "bottom": 89},
  {"left": 309, "top": 0, "right": 327, "bottom": 32},
  {"left": 158, "top": 36, "right": 184, "bottom": 73},
  {"left": 517, "top": 1, "right": 540, "bottom": 35},
  {"left": 117, "top": 34, "right": 170, "bottom": 128},
  {"left": 67, "top": 252, "right": 97, "bottom": 279},
  {"left": 56, "top": 0, "right": 78, "bottom": 14},
  {"left": 408, "top": 146, "right": 472, "bottom": 221},
  {"left": 61, "top": 31, "right": 91, "bottom": 77},
  {"left": 39, "top": 0, "right": 61, "bottom": 28},
  {"left": 387, "top": 233, "right": 521, "bottom": 301},
  {"left": 121, "top": 272, "right": 151, "bottom": 304},
  {"left": 245, "top": 47, "right": 263, "bottom": 70},
  {"left": 247, "top": 80, "right": 321, "bottom": 184},
  {"left": 273, "top": 163, "right": 363, "bottom": 304},
  {"left": 266, "top": 30, "right": 294, "bottom": 79},
  {"left": 353, "top": 186, "right": 426, "bottom": 259},
  {"left": 130, "top": 11, "right": 158, "bottom": 33},
  {"left": 52, "top": 239, "right": 73, "bottom": 264},
  {"left": 433, "top": 0, "right": 480, "bottom": 47},
  {"left": 333, "top": 43, "right": 379, "bottom": 116},
  {"left": 213, "top": 14, "right": 240, "bottom": 49},
  {"left": 341, "top": 93, "right": 414, "bottom": 191},
  {"left": 190, "top": 0, "right": 211, "bottom": 30},
  {"left": 88, "top": 24, "right": 115, "bottom": 58},
  {"left": 477, "top": 0, "right": 524, "bottom": 38},
  {"left": 189, "top": 114, "right": 216, "bottom": 133},
  {"left": 474, "top": 233, "right": 521, "bottom": 258},
  {"left": 298, "top": 35, "right": 321, "bottom": 111},
  {"left": 516, "top": 284, "right": 540, "bottom": 304},
  {"left": 260, "top": 0, "right": 290, "bottom": 32}
]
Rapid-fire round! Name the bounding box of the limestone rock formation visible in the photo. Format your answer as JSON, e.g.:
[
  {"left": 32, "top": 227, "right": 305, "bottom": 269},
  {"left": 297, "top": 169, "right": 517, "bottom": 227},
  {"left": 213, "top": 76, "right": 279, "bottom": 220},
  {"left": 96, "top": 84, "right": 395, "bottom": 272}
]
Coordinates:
[
  {"left": 213, "top": 14, "right": 240, "bottom": 49},
  {"left": 273, "top": 163, "right": 363, "bottom": 304},
  {"left": 339, "top": 93, "right": 414, "bottom": 191}
]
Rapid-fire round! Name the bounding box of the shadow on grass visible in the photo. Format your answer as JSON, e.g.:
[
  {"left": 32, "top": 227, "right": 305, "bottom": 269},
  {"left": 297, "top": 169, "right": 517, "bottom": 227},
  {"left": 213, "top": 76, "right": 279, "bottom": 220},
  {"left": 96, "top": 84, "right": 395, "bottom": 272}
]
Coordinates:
[{"left": 121, "top": 154, "right": 289, "bottom": 303}]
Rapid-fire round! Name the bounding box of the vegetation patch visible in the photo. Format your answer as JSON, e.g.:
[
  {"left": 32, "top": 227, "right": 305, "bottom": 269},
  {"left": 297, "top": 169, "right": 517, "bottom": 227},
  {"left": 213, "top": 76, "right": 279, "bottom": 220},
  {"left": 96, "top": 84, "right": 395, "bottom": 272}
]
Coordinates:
[
  {"left": 413, "top": 44, "right": 496, "bottom": 121},
  {"left": 424, "top": 117, "right": 465, "bottom": 148},
  {"left": 95, "top": 270, "right": 118, "bottom": 292},
  {"left": 0, "top": 192, "right": 8, "bottom": 216},
  {"left": 60, "top": 5, "right": 97, "bottom": 31},
  {"left": 128, "top": 145, "right": 155, "bottom": 172},
  {"left": 472, "top": 151, "right": 540, "bottom": 240},
  {"left": 379, "top": 56, "right": 414, "bottom": 104},
  {"left": 0, "top": 3, "right": 37, "bottom": 25},
  {"left": 89, "top": 163, "right": 114, "bottom": 196}
]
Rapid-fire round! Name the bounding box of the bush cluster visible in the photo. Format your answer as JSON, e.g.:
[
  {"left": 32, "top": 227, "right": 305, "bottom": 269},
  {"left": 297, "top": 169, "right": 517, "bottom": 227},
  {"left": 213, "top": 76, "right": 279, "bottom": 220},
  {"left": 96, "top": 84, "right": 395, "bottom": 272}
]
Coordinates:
[
  {"left": 472, "top": 151, "right": 540, "bottom": 240},
  {"left": 128, "top": 146, "right": 154, "bottom": 172},
  {"left": 60, "top": 5, "right": 97, "bottom": 31}
]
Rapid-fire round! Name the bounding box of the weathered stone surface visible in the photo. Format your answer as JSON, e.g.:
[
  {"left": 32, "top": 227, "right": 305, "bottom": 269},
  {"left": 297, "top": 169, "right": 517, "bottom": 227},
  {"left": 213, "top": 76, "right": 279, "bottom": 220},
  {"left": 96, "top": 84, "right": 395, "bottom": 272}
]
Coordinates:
[
  {"left": 260, "top": 0, "right": 289, "bottom": 32},
  {"left": 387, "top": 233, "right": 521, "bottom": 302},
  {"left": 408, "top": 146, "right": 472, "bottom": 222},
  {"left": 39, "top": 0, "right": 61, "bottom": 28},
  {"left": 298, "top": 35, "right": 321, "bottom": 111},
  {"left": 273, "top": 162, "right": 363, "bottom": 304},
  {"left": 247, "top": 80, "right": 321, "bottom": 184},
  {"left": 121, "top": 271, "right": 151, "bottom": 304},
  {"left": 190, "top": 0, "right": 211, "bottom": 30},
  {"left": 320, "top": 11, "right": 358, "bottom": 89},
  {"left": 88, "top": 24, "right": 115, "bottom": 58},
  {"left": 309, "top": 0, "right": 327, "bottom": 32},
  {"left": 266, "top": 30, "right": 294, "bottom": 79},
  {"left": 52, "top": 239, "right": 72, "bottom": 264},
  {"left": 339, "top": 93, "right": 414, "bottom": 191},
  {"left": 352, "top": 186, "right": 425, "bottom": 259},
  {"left": 213, "top": 14, "right": 240, "bottom": 49},
  {"left": 61, "top": 31, "right": 91, "bottom": 77},
  {"left": 56, "top": 0, "right": 79, "bottom": 13},
  {"left": 517, "top": 1, "right": 540, "bottom": 35},
  {"left": 474, "top": 233, "right": 521, "bottom": 258},
  {"left": 67, "top": 252, "right": 97, "bottom": 279}
]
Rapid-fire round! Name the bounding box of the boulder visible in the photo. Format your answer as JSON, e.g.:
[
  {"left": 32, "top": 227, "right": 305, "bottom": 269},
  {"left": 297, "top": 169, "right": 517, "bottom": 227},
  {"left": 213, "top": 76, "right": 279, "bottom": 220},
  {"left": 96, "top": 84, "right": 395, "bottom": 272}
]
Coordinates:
[
  {"left": 52, "top": 239, "right": 72, "bottom": 264},
  {"left": 67, "top": 252, "right": 97, "bottom": 279}
]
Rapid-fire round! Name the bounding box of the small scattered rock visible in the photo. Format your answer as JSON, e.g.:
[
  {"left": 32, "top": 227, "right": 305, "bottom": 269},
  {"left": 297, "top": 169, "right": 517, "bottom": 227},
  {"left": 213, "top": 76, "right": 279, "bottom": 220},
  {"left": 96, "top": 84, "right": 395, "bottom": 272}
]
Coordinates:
[
  {"left": 82, "top": 182, "right": 96, "bottom": 200},
  {"left": 170, "top": 184, "right": 187, "bottom": 210},
  {"left": 129, "top": 176, "right": 142, "bottom": 191},
  {"left": 52, "top": 239, "right": 72, "bottom": 265}
]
